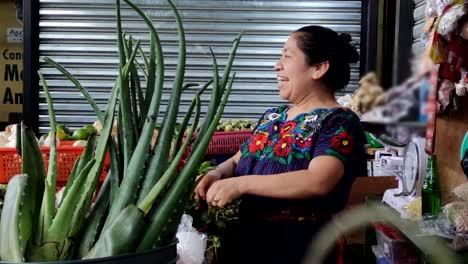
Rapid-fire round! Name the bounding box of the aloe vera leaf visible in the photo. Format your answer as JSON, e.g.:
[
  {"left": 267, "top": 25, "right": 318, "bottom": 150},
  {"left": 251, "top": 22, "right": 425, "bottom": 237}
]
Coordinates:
[
  {"left": 174, "top": 79, "right": 212, "bottom": 152},
  {"left": 43, "top": 57, "right": 103, "bottom": 120},
  {"left": 191, "top": 32, "right": 243, "bottom": 151},
  {"left": 182, "top": 82, "right": 199, "bottom": 92},
  {"left": 218, "top": 33, "right": 243, "bottom": 97},
  {"left": 28, "top": 159, "right": 96, "bottom": 262},
  {"left": 138, "top": 94, "right": 201, "bottom": 215},
  {"left": 0, "top": 174, "right": 28, "bottom": 262},
  {"left": 130, "top": 67, "right": 142, "bottom": 134},
  {"left": 124, "top": 36, "right": 142, "bottom": 138},
  {"left": 71, "top": 135, "right": 97, "bottom": 189},
  {"left": 102, "top": 0, "right": 165, "bottom": 228},
  {"left": 59, "top": 135, "right": 97, "bottom": 208},
  {"left": 193, "top": 48, "right": 219, "bottom": 149},
  {"left": 138, "top": 45, "right": 149, "bottom": 72},
  {"left": 124, "top": 35, "right": 137, "bottom": 113},
  {"left": 123, "top": 0, "right": 163, "bottom": 129},
  {"left": 38, "top": 75, "right": 119, "bottom": 261},
  {"left": 67, "top": 83, "right": 121, "bottom": 239},
  {"left": 43, "top": 56, "right": 121, "bottom": 205},
  {"left": 84, "top": 204, "right": 144, "bottom": 259},
  {"left": 139, "top": 32, "right": 157, "bottom": 127},
  {"left": 118, "top": 37, "right": 140, "bottom": 170},
  {"left": 37, "top": 72, "right": 58, "bottom": 243},
  {"left": 138, "top": 73, "right": 236, "bottom": 250},
  {"left": 47, "top": 159, "right": 95, "bottom": 239},
  {"left": 116, "top": 0, "right": 126, "bottom": 66},
  {"left": 137, "top": 0, "right": 186, "bottom": 203},
  {"left": 75, "top": 175, "right": 111, "bottom": 258},
  {"left": 59, "top": 156, "right": 80, "bottom": 206},
  {"left": 135, "top": 58, "right": 148, "bottom": 79},
  {"left": 20, "top": 123, "right": 46, "bottom": 252}
]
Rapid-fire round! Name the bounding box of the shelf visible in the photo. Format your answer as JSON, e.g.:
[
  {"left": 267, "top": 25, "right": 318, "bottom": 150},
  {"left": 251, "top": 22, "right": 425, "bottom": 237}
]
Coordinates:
[{"left": 361, "top": 120, "right": 427, "bottom": 140}]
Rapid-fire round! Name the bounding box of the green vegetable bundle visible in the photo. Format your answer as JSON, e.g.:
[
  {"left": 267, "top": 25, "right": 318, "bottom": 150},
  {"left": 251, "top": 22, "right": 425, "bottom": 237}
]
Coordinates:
[{"left": 0, "top": 0, "right": 242, "bottom": 262}]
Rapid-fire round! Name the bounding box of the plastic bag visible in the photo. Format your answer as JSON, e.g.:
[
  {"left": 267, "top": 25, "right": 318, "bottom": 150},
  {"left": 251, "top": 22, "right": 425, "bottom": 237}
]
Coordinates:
[
  {"left": 437, "top": 4, "right": 465, "bottom": 41},
  {"left": 426, "top": 0, "right": 456, "bottom": 17},
  {"left": 176, "top": 214, "right": 207, "bottom": 264},
  {"left": 425, "top": 0, "right": 438, "bottom": 18},
  {"left": 419, "top": 202, "right": 468, "bottom": 239}
]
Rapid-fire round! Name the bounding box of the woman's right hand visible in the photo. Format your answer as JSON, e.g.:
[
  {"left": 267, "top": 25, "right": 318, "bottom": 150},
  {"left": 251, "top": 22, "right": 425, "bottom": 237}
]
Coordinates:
[{"left": 194, "top": 171, "right": 222, "bottom": 201}]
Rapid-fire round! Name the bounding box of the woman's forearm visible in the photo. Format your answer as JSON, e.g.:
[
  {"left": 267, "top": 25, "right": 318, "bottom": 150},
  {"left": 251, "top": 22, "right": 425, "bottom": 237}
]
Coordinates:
[
  {"left": 239, "top": 156, "right": 344, "bottom": 199},
  {"left": 208, "top": 151, "right": 241, "bottom": 179},
  {"left": 238, "top": 170, "right": 323, "bottom": 199}
]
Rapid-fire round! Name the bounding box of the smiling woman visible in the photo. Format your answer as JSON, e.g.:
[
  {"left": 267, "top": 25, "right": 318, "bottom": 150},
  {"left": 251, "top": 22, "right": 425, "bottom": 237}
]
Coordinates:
[{"left": 194, "top": 25, "right": 366, "bottom": 264}]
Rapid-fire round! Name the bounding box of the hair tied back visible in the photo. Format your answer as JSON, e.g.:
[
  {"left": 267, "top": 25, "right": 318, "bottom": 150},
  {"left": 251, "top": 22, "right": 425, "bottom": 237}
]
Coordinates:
[{"left": 339, "top": 33, "right": 359, "bottom": 64}]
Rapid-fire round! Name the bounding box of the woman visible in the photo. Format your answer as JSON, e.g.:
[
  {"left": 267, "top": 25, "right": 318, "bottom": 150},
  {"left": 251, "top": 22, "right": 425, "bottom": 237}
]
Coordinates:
[{"left": 195, "top": 25, "right": 367, "bottom": 264}]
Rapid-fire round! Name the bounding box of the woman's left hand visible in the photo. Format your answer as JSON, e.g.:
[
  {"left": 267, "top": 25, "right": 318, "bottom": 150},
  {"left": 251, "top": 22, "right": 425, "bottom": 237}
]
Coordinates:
[{"left": 206, "top": 177, "right": 244, "bottom": 207}]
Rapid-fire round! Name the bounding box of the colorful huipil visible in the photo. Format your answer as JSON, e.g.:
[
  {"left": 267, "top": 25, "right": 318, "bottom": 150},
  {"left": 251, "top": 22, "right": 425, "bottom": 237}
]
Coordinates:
[{"left": 235, "top": 105, "right": 367, "bottom": 215}]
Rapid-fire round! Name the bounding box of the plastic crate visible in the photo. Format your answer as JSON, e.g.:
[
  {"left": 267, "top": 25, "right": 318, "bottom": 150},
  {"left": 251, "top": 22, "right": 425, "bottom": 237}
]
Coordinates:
[
  {"left": 374, "top": 224, "right": 419, "bottom": 264},
  {"left": 206, "top": 130, "right": 253, "bottom": 155},
  {"left": 0, "top": 146, "right": 109, "bottom": 184}
]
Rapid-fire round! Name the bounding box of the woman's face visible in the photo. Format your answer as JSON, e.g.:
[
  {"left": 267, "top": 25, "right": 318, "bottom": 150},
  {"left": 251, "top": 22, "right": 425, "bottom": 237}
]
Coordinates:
[{"left": 274, "top": 34, "right": 316, "bottom": 103}]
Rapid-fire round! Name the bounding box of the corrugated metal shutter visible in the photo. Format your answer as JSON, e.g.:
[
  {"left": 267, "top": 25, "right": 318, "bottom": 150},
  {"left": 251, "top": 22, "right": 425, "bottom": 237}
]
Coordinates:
[
  {"left": 38, "top": 0, "right": 362, "bottom": 133},
  {"left": 412, "top": 0, "right": 426, "bottom": 58}
]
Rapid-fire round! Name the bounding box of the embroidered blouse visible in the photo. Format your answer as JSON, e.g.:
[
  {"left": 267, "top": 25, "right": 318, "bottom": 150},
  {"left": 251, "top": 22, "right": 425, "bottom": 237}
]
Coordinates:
[{"left": 234, "top": 104, "right": 367, "bottom": 215}]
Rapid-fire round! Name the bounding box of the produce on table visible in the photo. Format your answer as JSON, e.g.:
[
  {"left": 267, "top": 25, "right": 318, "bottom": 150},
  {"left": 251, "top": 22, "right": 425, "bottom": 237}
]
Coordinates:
[
  {"left": 0, "top": 0, "right": 242, "bottom": 262},
  {"left": 56, "top": 125, "right": 73, "bottom": 141},
  {"left": 0, "top": 124, "right": 19, "bottom": 148},
  {"left": 72, "top": 128, "right": 93, "bottom": 141},
  {"left": 216, "top": 119, "right": 256, "bottom": 132}
]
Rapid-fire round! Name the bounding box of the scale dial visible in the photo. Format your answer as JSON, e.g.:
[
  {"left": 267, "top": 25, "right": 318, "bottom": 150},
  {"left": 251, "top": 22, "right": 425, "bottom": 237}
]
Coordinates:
[{"left": 402, "top": 141, "right": 419, "bottom": 195}]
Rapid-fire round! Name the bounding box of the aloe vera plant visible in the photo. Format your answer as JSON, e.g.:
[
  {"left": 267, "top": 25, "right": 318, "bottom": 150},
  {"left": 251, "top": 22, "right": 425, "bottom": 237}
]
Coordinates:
[{"left": 0, "top": 0, "right": 242, "bottom": 262}]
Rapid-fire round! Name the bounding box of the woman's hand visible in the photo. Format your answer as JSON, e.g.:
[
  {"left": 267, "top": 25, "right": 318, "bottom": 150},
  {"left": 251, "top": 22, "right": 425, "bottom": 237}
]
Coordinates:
[
  {"left": 194, "top": 171, "right": 222, "bottom": 201},
  {"left": 206, "top": 177, "right": 244, "bottom": 207}
]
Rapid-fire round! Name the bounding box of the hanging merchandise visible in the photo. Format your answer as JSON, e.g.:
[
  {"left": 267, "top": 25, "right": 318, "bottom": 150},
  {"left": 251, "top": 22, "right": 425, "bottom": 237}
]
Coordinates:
[
  {"left": 425, "top": 66, "right": 440, "bottom": 155},
  {"left": 429, "top": 1, "right": 467, "bottom": 64},
  {"left": 437, "top": 3, "right": 466, "bottom": 41},
  {"left": 438, "top": 34, "right": 466, "bottom": 83},
  {"left": 425, "top": 0, "right": 455, "bottom": 17},
  {"left": 455, "top": 15, "right": 468, "bottom": 96},
  {"left": 437, "top": 79, "right": 455, "bottom": 112},
  {"left": 424, "top": 2, "right": 468, "bottom": 114},
  {"left": 455, "top": 70, "right": 468, "bottom": 96}
]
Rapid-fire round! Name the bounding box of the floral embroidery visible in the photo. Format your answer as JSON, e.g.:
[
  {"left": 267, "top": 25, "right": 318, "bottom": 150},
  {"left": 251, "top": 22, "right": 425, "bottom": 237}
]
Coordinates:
[
  {"left": 248, "top": 132, "right": 268, "bottom": 154},
  {"left": 273, "top": 136, "right": 293, "bottom": 157},
  {"left": 268, "top": 112, "right": 281, "bottom": 121},
  {"left": 267, "top": 122, "right": 280, "bottom": 135},
  {"left": 280, "top": 121, "right": 296, "bottom": 137},
  {"left": 239, "top": 105, "right": 359, "bottom": 166},
  {"left": 293, "top": 134, "right": 313, "bottom": 151},
  {"left": 331, "top": 129, "right": 353, "bottom": 155}
]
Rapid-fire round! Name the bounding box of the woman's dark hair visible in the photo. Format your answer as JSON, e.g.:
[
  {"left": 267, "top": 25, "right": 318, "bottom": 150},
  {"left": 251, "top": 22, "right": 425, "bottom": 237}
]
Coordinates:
[{"left": 294, "top": 25, "right": 359, "bottom": 92}]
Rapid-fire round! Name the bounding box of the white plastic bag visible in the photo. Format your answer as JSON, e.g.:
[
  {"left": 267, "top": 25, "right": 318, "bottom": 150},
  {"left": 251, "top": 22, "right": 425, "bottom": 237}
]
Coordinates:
[{"left": 176, "top": 214, "right": 207, "bottom": 264}]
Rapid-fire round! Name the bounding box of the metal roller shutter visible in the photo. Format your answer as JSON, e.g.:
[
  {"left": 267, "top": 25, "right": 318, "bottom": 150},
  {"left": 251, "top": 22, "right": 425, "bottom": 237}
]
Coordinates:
[
  {"left": 38, "top": 0, "right": 362, "bottom": 133},
  {"left": 412, "top": 0, "right": 426, "bottom": 59}
]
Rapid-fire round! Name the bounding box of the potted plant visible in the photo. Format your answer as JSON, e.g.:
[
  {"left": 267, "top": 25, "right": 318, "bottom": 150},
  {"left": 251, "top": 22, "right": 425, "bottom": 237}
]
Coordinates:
[{"left": 0, "top": 0, "right": 242, "bottom": 262}]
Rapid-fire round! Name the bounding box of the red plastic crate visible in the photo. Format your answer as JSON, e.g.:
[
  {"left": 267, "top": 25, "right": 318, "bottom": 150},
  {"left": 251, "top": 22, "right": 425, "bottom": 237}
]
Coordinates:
[
  {"left": 0, "top": 145, "right": 109, "bottom": 184},
  {"left": 206, "top": 130, "right": 253, "bottom": 155},
  {"left": 374, "top": 223, "right": 419, "bottom": 264}
]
